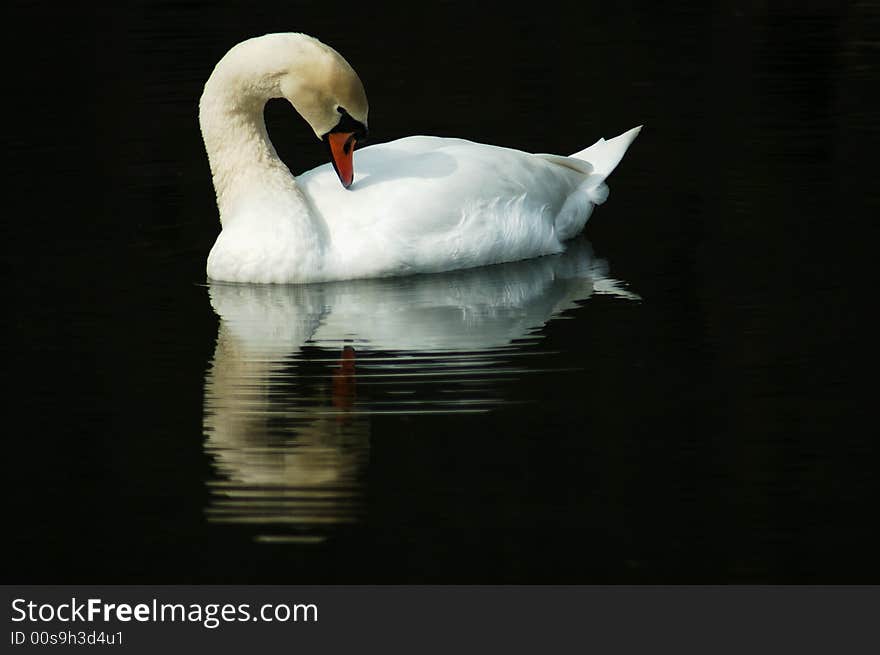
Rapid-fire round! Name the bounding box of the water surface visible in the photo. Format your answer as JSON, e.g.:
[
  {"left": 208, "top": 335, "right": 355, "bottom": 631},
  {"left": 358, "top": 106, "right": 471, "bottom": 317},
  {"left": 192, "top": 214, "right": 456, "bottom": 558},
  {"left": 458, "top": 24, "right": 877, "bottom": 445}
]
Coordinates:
[
  {"left": 203, "top": 242, "right": 636, "bottom": 542},
  {"left": 6, "top": 1, "right": 876, "bottom": 582}
]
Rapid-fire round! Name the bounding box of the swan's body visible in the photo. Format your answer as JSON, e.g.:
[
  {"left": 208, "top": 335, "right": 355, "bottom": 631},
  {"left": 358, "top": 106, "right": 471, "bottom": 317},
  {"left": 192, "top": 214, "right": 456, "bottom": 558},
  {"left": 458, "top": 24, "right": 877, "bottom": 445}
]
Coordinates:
[{"left": 200, "top": 33, "right": 641, "bottom": 284}]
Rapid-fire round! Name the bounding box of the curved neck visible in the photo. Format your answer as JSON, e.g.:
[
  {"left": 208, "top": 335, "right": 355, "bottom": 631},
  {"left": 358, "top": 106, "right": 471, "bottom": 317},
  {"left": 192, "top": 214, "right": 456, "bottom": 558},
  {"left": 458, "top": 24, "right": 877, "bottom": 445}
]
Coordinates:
[{"left": 200, "top": 75, "right": 301, "bottom": 220}]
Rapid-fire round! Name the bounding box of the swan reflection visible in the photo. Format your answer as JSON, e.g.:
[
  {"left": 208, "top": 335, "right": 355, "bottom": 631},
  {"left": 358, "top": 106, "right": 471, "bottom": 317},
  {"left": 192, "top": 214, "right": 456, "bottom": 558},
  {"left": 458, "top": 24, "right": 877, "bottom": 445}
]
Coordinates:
[{"left": 202, "top": 239, "right": 637, "bottom": 541}]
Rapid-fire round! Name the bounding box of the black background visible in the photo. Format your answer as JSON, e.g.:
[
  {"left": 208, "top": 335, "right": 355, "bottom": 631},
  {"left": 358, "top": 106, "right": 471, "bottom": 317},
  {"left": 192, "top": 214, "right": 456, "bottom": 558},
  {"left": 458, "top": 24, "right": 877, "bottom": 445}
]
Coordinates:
[{"left": 5, "top": 1, "right": 877, "bottom": 583}]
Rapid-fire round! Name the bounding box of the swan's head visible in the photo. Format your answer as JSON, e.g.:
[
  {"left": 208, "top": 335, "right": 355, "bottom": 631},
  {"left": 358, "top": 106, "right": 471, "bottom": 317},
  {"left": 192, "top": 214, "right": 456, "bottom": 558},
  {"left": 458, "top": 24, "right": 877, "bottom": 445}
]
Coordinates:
[
  {"left": 202, "top": 33, "right": 369, "bottom": 189},
  {"left": 275, "top": 35, "right": 369, "bottom": 189}
]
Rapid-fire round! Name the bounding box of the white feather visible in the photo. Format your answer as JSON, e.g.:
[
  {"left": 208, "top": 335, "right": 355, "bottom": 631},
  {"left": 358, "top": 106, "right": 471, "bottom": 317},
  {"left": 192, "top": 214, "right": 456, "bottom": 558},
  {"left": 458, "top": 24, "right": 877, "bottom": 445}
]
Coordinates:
[{"left": 200, "top": 34, "right": 641, "bottom": 284}]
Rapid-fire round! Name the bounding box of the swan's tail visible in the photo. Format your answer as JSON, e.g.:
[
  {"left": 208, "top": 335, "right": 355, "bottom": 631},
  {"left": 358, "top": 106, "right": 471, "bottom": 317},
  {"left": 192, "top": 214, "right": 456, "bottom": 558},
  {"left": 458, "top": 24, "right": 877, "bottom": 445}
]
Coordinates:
[
  {"left": 537, "top": 126, "right": 641, "bottom": 205},
  {"left": 535, "top": 125, "right": 641, "bottom": 234},
  {"left": 566, "top": 125, "right": 641, "bottom": 204},
  {"left": 570, "top": 125, "right": 642, "bottom": 177}
]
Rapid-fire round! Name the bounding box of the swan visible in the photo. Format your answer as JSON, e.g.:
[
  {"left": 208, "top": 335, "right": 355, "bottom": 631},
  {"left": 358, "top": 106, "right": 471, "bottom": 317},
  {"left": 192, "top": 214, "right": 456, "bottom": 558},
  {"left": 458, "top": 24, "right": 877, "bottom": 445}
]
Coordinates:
[{"left": 199, "top": 33, "right": 641, "bottom": 284}]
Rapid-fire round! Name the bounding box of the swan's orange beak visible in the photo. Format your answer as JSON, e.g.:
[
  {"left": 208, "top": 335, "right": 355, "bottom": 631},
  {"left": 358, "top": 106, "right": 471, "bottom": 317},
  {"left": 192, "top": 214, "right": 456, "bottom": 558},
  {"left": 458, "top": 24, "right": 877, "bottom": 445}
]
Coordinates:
[{"left": 327, "top": 132, "right": 357, "bottom": 189}]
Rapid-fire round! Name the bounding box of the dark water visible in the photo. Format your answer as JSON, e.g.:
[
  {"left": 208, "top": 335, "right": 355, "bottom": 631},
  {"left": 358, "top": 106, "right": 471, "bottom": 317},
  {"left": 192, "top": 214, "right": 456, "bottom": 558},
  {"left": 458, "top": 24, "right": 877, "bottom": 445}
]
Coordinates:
[{"left": 6, "top": 1, "right": 877, "bottom": 582}]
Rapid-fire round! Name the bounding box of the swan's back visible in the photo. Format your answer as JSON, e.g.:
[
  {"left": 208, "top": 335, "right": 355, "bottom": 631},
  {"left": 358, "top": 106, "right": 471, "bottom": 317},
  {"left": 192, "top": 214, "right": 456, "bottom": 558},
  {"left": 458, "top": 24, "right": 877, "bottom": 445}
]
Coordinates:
[{"left": 296, "top": 133, "right": 639, "bottom": 281}]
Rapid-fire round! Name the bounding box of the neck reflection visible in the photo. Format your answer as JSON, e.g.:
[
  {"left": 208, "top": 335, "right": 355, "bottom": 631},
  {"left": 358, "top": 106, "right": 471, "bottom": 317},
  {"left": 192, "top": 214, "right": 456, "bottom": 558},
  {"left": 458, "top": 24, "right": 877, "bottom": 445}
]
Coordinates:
[{"left": 202, "top": 239, "right": 637, "bottom": 542}]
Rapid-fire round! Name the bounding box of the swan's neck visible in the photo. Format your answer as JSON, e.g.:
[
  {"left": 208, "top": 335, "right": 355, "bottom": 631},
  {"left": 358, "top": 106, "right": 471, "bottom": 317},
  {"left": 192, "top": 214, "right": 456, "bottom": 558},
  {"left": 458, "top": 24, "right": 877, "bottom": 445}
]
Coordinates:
[{"left": 199, "top": 47, "right": 305, "bottom": 226}]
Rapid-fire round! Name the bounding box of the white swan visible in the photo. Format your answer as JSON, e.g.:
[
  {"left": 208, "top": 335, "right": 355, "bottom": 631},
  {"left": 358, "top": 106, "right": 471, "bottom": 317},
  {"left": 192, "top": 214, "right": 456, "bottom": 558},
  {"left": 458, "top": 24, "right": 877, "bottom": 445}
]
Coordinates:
[{"left": 199, "top": 33, "right": 641, "bottom": 284}]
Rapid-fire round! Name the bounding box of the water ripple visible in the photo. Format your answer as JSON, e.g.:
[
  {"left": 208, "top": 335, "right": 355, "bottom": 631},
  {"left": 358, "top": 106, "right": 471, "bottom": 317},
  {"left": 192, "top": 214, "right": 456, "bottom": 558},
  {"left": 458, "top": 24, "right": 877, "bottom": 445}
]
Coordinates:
[{"left": 202, "top": 239, "right": 637, "bottom": 542}]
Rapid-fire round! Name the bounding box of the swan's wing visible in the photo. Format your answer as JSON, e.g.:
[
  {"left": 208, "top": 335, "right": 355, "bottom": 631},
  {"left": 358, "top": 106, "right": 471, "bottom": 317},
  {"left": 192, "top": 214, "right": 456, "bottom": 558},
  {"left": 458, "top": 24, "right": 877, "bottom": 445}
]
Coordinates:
[
  {"left": 532, "top": 153, "right": 593, "bottom": 175},
  {"left": 297, "top": 130, "right": 639, "bottom": 280},
  {"left": 300, "top": 136, "right": 585, "bottom": 231},
  {"left": 299, "top": 137, "right": 588, "bottom": 275}
]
